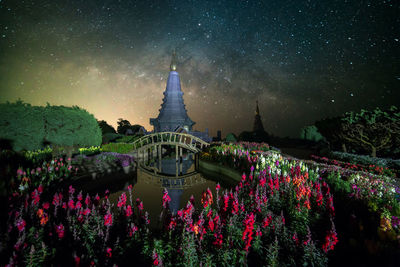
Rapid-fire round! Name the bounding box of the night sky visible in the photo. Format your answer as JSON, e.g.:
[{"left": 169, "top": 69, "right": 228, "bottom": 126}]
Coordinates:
[{"left": 0, "top": 0, "right": 399, "bottom": 138}]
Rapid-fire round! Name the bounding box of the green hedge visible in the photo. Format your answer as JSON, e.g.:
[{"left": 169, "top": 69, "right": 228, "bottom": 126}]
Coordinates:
[
  {"left": 0, "top": 100, "right": 101, "bottom": 151},
  {"left": 101, "top": 142, "right": 134, "bottom": 154}
]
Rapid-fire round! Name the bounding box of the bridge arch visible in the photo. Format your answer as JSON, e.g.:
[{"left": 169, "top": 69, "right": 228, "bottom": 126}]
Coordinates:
[{"left": 131, "top": 132, "right": 209, "bottom": 176}]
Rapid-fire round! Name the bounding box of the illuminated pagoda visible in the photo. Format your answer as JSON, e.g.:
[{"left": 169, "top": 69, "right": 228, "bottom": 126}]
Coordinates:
[
  {"left": 150, "top": 51, "right": 195, "bottom": 132},
  {"left": 150, "top": 51, "right": 211, "bottom": 142}
]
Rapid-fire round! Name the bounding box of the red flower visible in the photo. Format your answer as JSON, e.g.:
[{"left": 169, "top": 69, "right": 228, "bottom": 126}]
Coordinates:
[
  {"left": 104, "top": 212, "right": 113, "bottom": 226},
  {"left": 136, "top": 198, "right": 143, "bottom": 211},
  {"left": 242, "top": 213, "right": 255, "bottom": 251},
  {"left": 69, "top": 185, "right": 75, "bottom": 195},
  {"left": 75, "top": 201, "right": 82, "bottom": 210},
  {"left": 74, "top": 255, "right": 80, "bottom": 267},
  {"left": 42, "top": 202, "right": 50, "bottom": 210},
  {"left": 162, "top": 189, "right": 171, "bottom": 209},
  {"left": 117, "top": 193, "right": 127, "bottom": 208},
  {"left": 31, "top": 190, "right": 40, "bottom": 206},
  {"left": 55, "top": 224, "right": 65, "bottom": 239},
  {"left": 82, "top": 208, "right": 91, "bottom": 216},
  {"left": 126, "top": 205, "right": 133, "bottom": 217},
  {"left": 16, "top": 218, "right": 26, "bottom": 232},
  {"left": 216, "top": 183, "right": 221, "bottom": 191},
  {"left": 106, "top": 247, "right": 112, "bottom": 258},
  {"left": 322, "top": 229, "right": 338, "bottom": 253},
  {"left": 38, "top": 184, "right": 43, "bottom": 193},
  {"left": 85, "top": 195, "right": 91, "bottom": 206},
  {"left": 208, "top": 219, "right": 215, "bottom": 232},
  {"left": 68, "top": 199, "right": 75, "bottom": 209},
  {"left": 129, "top": 223, "right": 138, "bottom": 236}
]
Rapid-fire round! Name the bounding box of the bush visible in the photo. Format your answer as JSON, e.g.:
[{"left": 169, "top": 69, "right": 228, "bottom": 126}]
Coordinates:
[
  {"left": 115, "top": 135, "right": 142, "bottom": 143},
  {"left": 101, "top": 143, "right": 135, "bottom": 154},
  {"left": 0, "top": 100, "right": 102, "bottom": 151},
  {"left": 0, "top": 100, "right": 45, "bottom": 151},
  {"left": 102, "top": 133, "right": 124, "bottom": 144}
]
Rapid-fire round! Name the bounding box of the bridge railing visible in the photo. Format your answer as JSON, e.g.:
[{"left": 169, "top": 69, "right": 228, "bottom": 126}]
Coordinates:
[{"left": 131, "top": 132, "right": 209, "bottom": 151}]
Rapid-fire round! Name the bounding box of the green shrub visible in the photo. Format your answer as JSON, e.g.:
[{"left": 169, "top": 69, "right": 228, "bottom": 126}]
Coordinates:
[
  {"left": 115, "top": 135, "right": 142, "bottom": 143},
  {"left": 43, "top": 104, "right": 101, "bottom": 148},
  {"left": 101, "top": 143, "right": 134, "bottom": 154},
  {"left": 0, "top": 100, "right": 101, "bottom": 151},
  {"left": 0, "top": 100, "right": 45, "bottom": 151},
  {"left": 102, "top": 133, "right": 124, "bottom": 144}
]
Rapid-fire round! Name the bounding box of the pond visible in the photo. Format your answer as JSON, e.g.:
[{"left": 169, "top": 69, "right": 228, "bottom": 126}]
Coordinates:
[{"left": 70, "top": 153, "right": 238, "bottom": 231}]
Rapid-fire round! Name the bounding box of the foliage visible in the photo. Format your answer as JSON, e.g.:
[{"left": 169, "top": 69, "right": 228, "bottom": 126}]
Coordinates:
[
  {"left": 340, "top": 106, "right": 399, "bottom": 157},
  {"left": 225, "top": 133, "right": 237, "bottom": 142},
  {"left": 114, "top": 135, "right": 142, "bottom": 143},
  {"left": 0, "top": 100, "right": 45, "bottom": 151},
  {"left": 102, "top": 133, "right": 124, "bottom": 144},
  {"left": 43, "top": 104, "right": 102, "bottom": 149},
  {"left": 314, "top": 116, "right": 347, "bottom": 152},
  {"left": 22, "top": 146, "right": 53, "bottom": 165},
  {"left": 78, "top": 146, "right": 102, "bottom": 156},
  {"left": 0, "top": 100, "right": 102, "bottom": 152},
  {"left": 97, "top": 120, "right": 116, "bottom": 135},
  {"left": 300, "top": 125, "right": 325, "bottom": 142},
  {"left": 311, "top": 154, "right": 398, "bottom": 178},
  {"left": 101, "top": 142, "right": 135, "bottom": 154}
]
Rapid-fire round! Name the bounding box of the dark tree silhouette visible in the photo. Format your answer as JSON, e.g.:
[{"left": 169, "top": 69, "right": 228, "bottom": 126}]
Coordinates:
[{"left": 97, "top": 120, "right": 116, "bottom": 135}]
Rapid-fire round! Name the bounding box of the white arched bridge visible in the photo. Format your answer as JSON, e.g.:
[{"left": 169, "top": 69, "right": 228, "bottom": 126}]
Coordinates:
[{"left": 130, "top": 132, "right": 210, "bottom": 176}]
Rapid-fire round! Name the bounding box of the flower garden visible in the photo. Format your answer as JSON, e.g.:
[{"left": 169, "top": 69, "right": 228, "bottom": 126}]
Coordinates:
[{"left": 1, "top": 142, "right": 400, "bottom": 266}]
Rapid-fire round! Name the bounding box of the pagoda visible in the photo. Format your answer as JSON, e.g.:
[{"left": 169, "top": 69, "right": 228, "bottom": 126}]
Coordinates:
[
  {"left": 150, "top": 51, "right": 195, "bottom": 132},
  {"left": 253, "top": 100, "right": 265, "bottom": 132}
]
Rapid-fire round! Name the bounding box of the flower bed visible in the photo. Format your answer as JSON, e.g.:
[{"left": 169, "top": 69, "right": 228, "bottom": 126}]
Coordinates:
[
  {"left": 2, "top": 143, "right": 338, "bottom": 266},
  {"left": 311, "top": 154, "right": 397, "bottom": 178}
]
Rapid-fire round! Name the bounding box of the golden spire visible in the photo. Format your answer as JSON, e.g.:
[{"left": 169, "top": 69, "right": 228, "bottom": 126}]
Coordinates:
[
  {"left": 170, "top": 50, "right": 177, "bottom": 71},
  {"left": 255, "top": 100, "right": 260, "bottom": 115}
]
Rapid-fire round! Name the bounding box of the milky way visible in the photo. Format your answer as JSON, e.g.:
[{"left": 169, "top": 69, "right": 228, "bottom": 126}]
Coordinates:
[{"left": 0, "top": 0, "right": 399, "bottom": 137}]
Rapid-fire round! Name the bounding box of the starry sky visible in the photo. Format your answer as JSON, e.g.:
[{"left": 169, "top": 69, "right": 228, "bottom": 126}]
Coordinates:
[{"left": 0, "top": 0, "right": 399, "bottom": 138}]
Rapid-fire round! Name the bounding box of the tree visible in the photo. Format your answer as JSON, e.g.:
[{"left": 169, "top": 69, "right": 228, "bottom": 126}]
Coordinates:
[
  {"left": 340, "top": 106, "right": 399, "bottom": 157},
  {"left": 299, "top": 125, "right": 325, "bottom": 142},
  {"left": 117, "top": 118, "right": 132, "bottom": 135},
  {"left": 315, "top": 117, "right": 348, "bottom": 152},
  {"left": 97, "top": 120, "right": 116, "bottom": 135}
]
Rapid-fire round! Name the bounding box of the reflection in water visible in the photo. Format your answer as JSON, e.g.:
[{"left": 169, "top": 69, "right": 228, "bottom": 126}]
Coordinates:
[{"left": 106, "top": 157, "right": 235, "bottom": 230}]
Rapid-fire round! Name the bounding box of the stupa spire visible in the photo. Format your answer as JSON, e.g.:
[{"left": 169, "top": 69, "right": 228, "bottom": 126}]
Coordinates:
[
  {"left": 170, "top": 50, "right": 177, "bottom": 71},
  {"left": 253, "top": 100, "right": 265, "bottom": 132},
  {"left": 255, "top": 100, "right": 260, "bottom": 115},
  {"left": 150, "top": 50, "right": 195, "bottom": 132}
]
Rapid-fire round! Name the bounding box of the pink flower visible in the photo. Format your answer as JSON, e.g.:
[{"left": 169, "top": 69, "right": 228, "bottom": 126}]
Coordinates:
[
  {"left": 106, "top": 247, "right": 112, "bottom": 258},
  {"left": 77, "top": 192, "right": 82, "bottom": 201},
  {"left": 126, "top": 205, "right": 133, "bottom": 217},
  {"left": 43, "top": 202, "right": 50, "bottom": 210},
  {"left": 55, "top": 224, "right": 65, "bottom": 239},
  {"left": 68, "top": 199, "right": 75, "bottom": 209},
  {"left": 216, "top": 183, "right": 221, "bottom": 191},
  {"left": 136, "top": 198, "right": 143, "bottom": 211},
  {"left": 69, "top": 185, "right": 75, "bottom": 195},
  {"left": 117, "top": 193, "right": 127, "bottom": 208},
  {"left": 85, "top": 195, "right": 91, "bottom": 206},
  {"left": 129, "top": 223, "right": 138, "bottom": 236},
  {"left": 104, "top": 212, "right": 113, "bottom": 226},
  {"left": 16, "top": 218, "right": 26, "bottom": 232},
  {"left": 162, "top": 189, "right": 171, "bottom": 209}
]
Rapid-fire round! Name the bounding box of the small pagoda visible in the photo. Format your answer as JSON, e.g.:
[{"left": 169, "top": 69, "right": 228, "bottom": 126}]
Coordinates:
[
  {"left": 253, "top": 100, "right": 265, "bottom": 132},
  {"left": 150, "top": 51, "right": 195, "bottom": 132}
]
